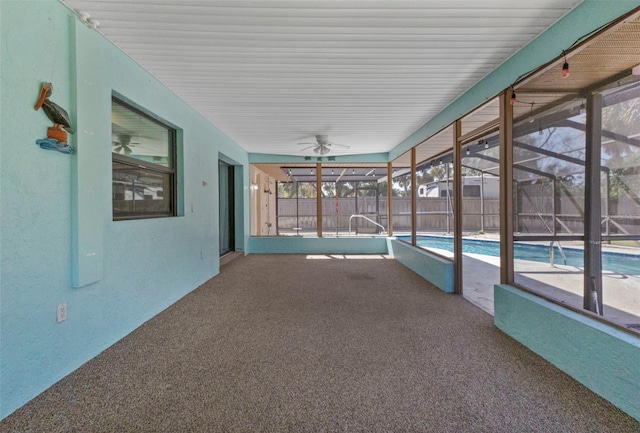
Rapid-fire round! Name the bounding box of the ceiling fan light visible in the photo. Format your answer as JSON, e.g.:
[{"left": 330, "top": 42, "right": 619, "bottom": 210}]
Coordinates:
[{"left": 314, "top": 146, "right": 330, "bottom": 155}]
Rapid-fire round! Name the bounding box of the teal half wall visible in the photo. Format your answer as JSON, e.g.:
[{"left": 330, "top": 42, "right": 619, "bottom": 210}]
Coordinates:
[
  {"left": 494, "top": 285, "right": 640, "bottom": 422},
  {"left": 0, "top": 1, "right": 248, "bottom": 419},
  {"left": 387, "top": 239, "right": 454, "bottom": 293}
]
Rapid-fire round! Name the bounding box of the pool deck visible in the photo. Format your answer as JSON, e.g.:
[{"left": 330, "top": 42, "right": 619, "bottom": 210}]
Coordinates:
[{"left": 426, "top": 247, "right": 640, "bottom": 332}]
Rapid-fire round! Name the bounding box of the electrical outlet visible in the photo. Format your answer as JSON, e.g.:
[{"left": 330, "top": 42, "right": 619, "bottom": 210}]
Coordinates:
[{"left": 57, "top": 303, "right": 67, "bottom": 323}]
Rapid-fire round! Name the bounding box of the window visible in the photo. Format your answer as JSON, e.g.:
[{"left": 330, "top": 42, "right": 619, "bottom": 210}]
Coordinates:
[
  {"left": 111, "top": 97, "right": 177, "bottom": 220},
  {"left": 440, "top": 189, "right": 452, "bottom": 198},
  {"left": 462, "top": 185, "right": 481, "bottom": 198}
]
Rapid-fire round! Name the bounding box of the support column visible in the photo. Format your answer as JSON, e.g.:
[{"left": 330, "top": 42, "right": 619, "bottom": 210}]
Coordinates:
[
  {"left": 375, "top": 182, "right": 380, "bottom": 227},
  {"left": 453, "top": 120, "right": 463, "bottom": 295},
  {"left": 446, "top": 164, "right": 451, "bottom": 234},
  {"left": 553, "top": 178, "right": 559, "bottom": 235},
  {"left": 480, "top": 171, "right": 485, "bottom": 233},
  {"left": 584, "top": 93, "right": 603, "bottom": 314},
  {"left": 387, "top": 162, "right": 393, "bottom": 236},
  {"left": 605, "top": 172, "right": 611, "bottom": 240},
  {"left": 515, "top": 182, "right": 521, "bottom": 234},
  {"left": 316, "top": 163, "right": 323, "bottom": 237},
  {"left": 499, "top": 91, "right": 514, "bottom": 284},
  {"left": 411, "top": 147, "right": 417, "bottom": 246}
]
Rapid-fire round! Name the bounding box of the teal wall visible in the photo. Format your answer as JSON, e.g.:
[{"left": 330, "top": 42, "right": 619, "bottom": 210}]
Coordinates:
[
  {"left": 0, "top": 0, "right": 248, "bottom": 418},
  {"left": 249, "top": 152, "right": 389, "bottom": 164},
  {"left": 387, "top": 239, "right": 454, "bottom": 293},
  {"left": 495, "top": 285, "right": 640, "bottom": 422}
]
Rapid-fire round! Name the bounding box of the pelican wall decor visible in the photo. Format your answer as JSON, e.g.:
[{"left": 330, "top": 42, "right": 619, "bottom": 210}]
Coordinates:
[{"left": 34, "top": 82, "right": 74, "bottom": 154}]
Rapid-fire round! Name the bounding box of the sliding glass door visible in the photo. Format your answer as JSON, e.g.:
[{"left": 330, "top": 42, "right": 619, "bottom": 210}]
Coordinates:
[{"left": 219, "top": 161, "right": 235, "bottom": 256}]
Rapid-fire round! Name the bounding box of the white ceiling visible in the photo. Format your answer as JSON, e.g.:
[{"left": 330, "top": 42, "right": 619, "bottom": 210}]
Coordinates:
[{"left": 61, "top": 0, "right": 583, "bottom": 157}]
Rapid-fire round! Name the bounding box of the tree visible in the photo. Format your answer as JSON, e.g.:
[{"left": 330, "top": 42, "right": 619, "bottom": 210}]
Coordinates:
[{"left": 277, "top": 182, "right": 297, "bottom": 198}]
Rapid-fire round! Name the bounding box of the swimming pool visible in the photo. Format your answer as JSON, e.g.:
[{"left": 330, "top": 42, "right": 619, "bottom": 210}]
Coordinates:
[{"left": 397, "top": 236, "right": 640, "bottom": 275}]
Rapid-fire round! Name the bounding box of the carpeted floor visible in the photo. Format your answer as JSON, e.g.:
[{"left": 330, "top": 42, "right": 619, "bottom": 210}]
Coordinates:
[{"left": 2, "top": 254, "right": 639, "bottom": 432}]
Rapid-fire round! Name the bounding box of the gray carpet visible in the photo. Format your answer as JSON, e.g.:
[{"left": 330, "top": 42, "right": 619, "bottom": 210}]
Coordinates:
[{"left": 3, "top": 254, "right": 639, "bottom": 432}]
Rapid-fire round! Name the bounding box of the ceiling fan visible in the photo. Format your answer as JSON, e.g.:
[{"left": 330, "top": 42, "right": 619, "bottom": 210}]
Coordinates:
[
  {"left": 298, "top": 135, "right": 350, "bottom": 155},
  {"left": 113, "top": 134, "right": 135, "bottom": 155},
  {"left": 112, "top": 134, "right": 154, "bottom": 156}
]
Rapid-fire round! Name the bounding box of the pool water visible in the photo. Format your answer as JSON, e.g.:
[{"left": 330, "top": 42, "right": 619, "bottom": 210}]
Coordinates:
[{"left": 399, "top": 236, "right": 640, "bottom": 276}]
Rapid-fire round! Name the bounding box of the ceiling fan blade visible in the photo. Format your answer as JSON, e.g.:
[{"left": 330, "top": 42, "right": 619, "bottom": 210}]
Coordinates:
[
  {"left": 299, "top": 145, "right": 316, "bottom": 151},
  {"left": 297, "top": 142, "right": 316, "bottom": 145},
  {"left": 330, "top": 143, "right": 350, "bottom": 148}
]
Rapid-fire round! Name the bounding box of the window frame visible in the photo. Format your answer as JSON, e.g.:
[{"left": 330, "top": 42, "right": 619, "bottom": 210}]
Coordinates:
[{"left": 111, "top": 96, "right": 178, "bottom": 221}]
